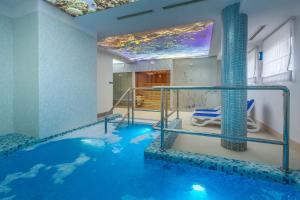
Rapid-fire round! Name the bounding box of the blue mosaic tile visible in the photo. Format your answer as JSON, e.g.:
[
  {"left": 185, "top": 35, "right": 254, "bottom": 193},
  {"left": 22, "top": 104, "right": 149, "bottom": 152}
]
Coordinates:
[
  {"left": 0, "top": 120, "right": 103, "bottom": 156},
  {"left": 0, "top": 133, "right": 35, "bottom": 155},
  {"left": 145, "top": 132, "right": 300, "bottom": 190},
  {"left": 221, "top": 3, "right": 248, "bottom": 151}
]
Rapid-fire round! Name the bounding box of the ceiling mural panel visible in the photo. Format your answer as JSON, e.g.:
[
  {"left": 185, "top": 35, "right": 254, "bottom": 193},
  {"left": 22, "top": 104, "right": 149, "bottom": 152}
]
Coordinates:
[
  {"left": 98, "top": 21, "right": 214, "bottom": 61},
  {"left": 45, "top": 0, "right": 139, "bottom": 16}
]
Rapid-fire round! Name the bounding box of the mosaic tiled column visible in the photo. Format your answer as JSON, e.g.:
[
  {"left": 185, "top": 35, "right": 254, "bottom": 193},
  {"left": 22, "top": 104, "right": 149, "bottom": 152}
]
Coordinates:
[{"left": 221, "top": 3, "right": 248, "bottom": 151}]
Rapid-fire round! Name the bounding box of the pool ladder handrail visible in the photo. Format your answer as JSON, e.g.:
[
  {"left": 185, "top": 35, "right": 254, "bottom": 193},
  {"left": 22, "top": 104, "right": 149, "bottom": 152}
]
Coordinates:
[
  {"left": 105, "top": 88, "right": 133, "bottom": 133},
  {"left": 105, "top": 87, "right": 179, "bottom": 133},
  {"left": 152, "top": 89, "right": 179, "bottom": 130}
]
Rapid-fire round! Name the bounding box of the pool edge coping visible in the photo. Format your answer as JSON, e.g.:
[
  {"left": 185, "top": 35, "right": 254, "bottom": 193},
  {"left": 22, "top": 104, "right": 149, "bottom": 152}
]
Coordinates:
[
  {"left": 144, "top": 130, "right": 300, "bottom": 190},
  {"left": 0, "top": 120, "right": 104, "bottom": 156}
]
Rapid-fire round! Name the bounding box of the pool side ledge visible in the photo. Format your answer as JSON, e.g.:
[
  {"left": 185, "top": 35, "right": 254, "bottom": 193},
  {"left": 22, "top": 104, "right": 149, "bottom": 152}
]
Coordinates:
[{"left": 144, "top": 120, "right": 300, "bottom": 189}]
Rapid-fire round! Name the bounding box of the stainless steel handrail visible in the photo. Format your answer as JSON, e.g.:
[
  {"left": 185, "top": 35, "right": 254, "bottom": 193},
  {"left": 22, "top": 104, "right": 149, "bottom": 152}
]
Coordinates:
[
  {"left": 132, "top": 87, "right": 154, "bottom": 90},
  {"left": 152, "top": 89, "right": 179, "bottom": 130},
  {"left": 167, "top": 110, "right": 176, "bottom": 118},
  {"left": 155, "top": 85, "right": 290, "bottom": 172},
  {"left": 152, "top": 110, "right": 177, "bottom": 130},
  {"left": 105, "top": 88, "right": 132, "bottom": 133},
  {"left": 109, "top": 88, "right": 131, "bottom": 113},
  {"left": 152, "top": 85, "right": 290, "bottom": 92},
  {"left": 164, "top": 128, "right": 284, "bottom": 145},
  {"left": 133, "top": 87, "right": 178, "bottom": 129},
  {"left": 105, "top": 87, "right": 173, "bottom": 133}
]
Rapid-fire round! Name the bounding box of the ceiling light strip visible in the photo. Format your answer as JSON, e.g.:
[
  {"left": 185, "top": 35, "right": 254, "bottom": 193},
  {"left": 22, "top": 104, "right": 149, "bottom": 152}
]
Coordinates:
[
  {"left": 162, "top": 0, "right": 206, "bottom": 10},
  {"left": 117, "top": 10, "right": 154, "bottom": 20}
]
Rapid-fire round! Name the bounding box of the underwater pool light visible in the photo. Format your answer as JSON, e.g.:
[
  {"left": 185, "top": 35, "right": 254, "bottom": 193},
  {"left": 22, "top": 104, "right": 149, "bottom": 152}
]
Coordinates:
[
  {"left": 144, "top": 128, "right": 152, "bottom": 132},
  {"left": 136, "top": 127, "right": 152, "bottom": 134},
  {"left": 81, "top": 139, "right": 105, "bottom": 148},
  {"left": 192, "top": 184, "right": 205, "bottom": 192}
]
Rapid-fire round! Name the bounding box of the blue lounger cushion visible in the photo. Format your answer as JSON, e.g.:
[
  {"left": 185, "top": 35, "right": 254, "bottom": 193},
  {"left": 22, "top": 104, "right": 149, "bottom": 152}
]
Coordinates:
[
  {"left": 247, "top": 99, "right": 254, "bottom": 110},
  {"left": 192, "top": 99, "right": 260, "bottom": 133},
  {"left": 195, "top": 108, "right": 219, "bottom": 112},
  {"left": 195, "top": 99, "right": 255, "bottom": 114},
  {"left": 192, "top": 113, "right": 220, "bottom": 117}
]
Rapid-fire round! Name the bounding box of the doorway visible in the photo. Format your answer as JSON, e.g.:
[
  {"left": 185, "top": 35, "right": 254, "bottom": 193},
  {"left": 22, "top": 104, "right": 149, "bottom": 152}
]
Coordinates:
[
  {"left": 113, "top": 72, "right": 132, "bottom": 107},
  {"left": 135, "top": 70, "right": 170, "bottom": 110}
]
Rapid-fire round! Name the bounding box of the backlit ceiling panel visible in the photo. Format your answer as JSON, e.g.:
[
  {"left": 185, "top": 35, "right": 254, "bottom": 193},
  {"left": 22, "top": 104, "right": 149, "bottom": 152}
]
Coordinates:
[
  {"left": 99, "top": 21, "right": 214, "bottom": 62},
  {"left": 45, "top": 0, "right": 139, "bottom": 17}
]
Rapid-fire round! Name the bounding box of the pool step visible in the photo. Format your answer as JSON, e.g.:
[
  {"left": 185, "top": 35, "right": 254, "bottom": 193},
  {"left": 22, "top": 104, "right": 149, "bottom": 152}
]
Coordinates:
[
  {"left": 105, "top": 113, "right": 123, "bottom": 121},
  {"left": 104, "top": 113, "right": 128, "bottom": 133}
]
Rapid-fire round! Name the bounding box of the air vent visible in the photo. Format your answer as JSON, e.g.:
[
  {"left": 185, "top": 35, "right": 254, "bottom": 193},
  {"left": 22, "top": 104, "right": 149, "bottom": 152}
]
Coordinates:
[
  {"left": 117, "top": 10, "right": 153, "bottom": 20},
  {"left": 162, "top": 0, "right": 206, "bottom": 10},
  {"left": 249, "top": 25, "right": 266, "bottom": 41}
]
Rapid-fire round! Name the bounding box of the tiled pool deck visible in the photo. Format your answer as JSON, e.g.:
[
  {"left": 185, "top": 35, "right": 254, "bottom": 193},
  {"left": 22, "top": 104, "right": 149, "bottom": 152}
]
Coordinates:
[{"left": 144, "top": 131, "right": 300, "bottom": 189}]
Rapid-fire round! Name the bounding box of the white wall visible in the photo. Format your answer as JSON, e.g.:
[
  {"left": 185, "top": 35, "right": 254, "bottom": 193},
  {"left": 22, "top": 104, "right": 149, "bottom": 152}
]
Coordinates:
[
  {"left": 38, "top": 1, "right": 97, "bottom": 138},
  {"left": 97, "top": 49, "right": 113, "bottom": 114},
  {"left": 0, "top": 0, "right": 41, "bottom": 137},
  {"left": 0, "top": 14, "right": 14, "bottom": 135},
  {"left": 0, "top": 3, "right": 11, "bottom": 17},
  {"left": 249, "top": 16, "right": 300, "bottom": 144},
  {"left": 13, "top": 3, "right": 40, "bottom": 138},
  {"left": 0, "top": 1, "right": 98, "bottom": 138}
]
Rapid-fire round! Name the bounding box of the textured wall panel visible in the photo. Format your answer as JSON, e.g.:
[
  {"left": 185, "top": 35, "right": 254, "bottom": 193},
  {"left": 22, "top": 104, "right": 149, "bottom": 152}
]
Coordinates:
[
  {"left": 38, "top": 10, "right": 97, "bottom": 138},
  {"left": 0, "top": 15, "right": 14, "bottom": 135}
]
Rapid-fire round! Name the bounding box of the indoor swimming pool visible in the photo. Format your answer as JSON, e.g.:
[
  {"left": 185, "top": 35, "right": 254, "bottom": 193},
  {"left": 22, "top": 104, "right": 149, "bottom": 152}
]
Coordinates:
[{"left": 0, "top": 124, "right": 299, "bottom": 200}]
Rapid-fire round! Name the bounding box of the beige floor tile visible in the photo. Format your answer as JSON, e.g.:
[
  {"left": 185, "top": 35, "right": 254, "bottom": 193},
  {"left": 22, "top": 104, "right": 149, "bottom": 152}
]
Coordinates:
[{"left": 115, "top": 108, "right": 300, "bottom": 169}]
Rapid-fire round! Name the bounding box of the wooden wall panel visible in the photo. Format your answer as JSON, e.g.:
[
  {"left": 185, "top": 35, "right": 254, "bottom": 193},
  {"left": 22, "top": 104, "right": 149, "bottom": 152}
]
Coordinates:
[{"left": 135, "top": 70, "right": 170, "bottom": 110}]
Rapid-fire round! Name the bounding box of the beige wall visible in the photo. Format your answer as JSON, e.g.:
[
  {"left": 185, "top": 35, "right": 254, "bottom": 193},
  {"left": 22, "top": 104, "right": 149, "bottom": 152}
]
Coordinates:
[
  {"left": 172, "top": 57, "right": 221, "bottom": 111},
  {"left": 111, "top": 56, "right": 221, "bottom": 112}
]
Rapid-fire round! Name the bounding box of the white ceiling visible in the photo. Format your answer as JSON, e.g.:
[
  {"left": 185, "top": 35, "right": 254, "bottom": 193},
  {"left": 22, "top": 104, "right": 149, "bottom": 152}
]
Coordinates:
[
  {"left": 2, "top": 0, "right": 300, "bottom": 58},
  {"left": 241, "top": 0, "right": 300, "bottom": 50},
  {"left": 75, "top": 0, "right": 239, "bottom": 36},
  {"left": 75, "top": 0, "right": 300, "bottom": 57},
  {"left": 0, "top": 0, "right": 23, "bottom": 8},
  {"left": 75, "top": 0, "right": 240, "bottom": 57}
]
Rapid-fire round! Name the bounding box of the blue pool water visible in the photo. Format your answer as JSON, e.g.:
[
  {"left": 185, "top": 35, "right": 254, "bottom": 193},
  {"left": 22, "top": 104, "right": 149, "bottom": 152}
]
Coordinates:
[{"left": 0, "top": 124, "right": 299, "bottom": 200}]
